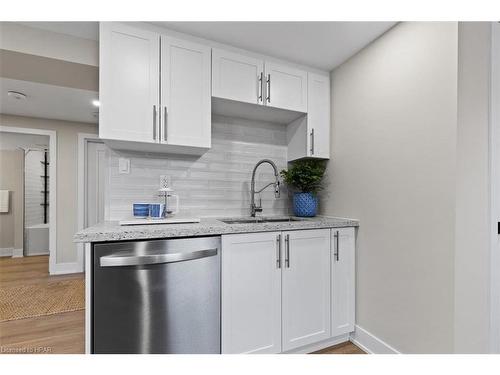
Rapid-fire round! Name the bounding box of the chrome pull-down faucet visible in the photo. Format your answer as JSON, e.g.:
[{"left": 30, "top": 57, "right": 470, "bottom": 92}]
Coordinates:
[{"left": 250, "top": 159, "right": 281, "bottom": 217}]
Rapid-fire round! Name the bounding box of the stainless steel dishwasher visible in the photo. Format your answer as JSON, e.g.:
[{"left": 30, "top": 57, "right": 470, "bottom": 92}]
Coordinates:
[{"left": 92, "top": 236, "right": 221, "bottom": 354}]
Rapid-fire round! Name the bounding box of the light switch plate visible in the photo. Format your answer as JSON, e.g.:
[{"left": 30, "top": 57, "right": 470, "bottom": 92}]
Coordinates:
[{"left": 118, "top": 158, "right": 130, "bottom": 174}]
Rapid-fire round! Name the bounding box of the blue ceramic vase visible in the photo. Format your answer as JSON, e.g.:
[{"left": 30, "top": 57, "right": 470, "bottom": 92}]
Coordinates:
[{"left": 293, "top": 192, "right": 318, "bottom": 217}]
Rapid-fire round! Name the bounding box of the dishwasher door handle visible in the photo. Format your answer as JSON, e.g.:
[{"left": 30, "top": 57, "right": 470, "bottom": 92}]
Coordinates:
[{"left": 100, "top": 248, "right": 218, "bottom": 267}]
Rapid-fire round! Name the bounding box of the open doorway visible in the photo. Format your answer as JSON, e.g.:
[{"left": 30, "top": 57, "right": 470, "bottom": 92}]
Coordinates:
[{"left": 0, "top": 127, "right": 56, "bottom": 273}]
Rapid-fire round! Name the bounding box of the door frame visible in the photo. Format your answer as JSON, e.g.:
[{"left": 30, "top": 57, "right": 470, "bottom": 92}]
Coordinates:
[
  {"left": 77, "top": 133, "right": 104, "bottom": 272},
  {"left": 490, "top": 21, "right": 500, "bottom": 354},
  {"left": 0, "top": 125, "right": 57, "bottom": 274}
]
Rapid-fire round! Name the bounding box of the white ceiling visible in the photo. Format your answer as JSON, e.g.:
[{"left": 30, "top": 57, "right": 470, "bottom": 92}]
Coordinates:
[
  {"left": 0, "top": 78, "right": 98, "bottom": 124},
  {"left": 19, "top": 21, "right": 396, "bottom": 71},
  {"left": 153, "top": 22, "right": 396, "bottom": 70}
]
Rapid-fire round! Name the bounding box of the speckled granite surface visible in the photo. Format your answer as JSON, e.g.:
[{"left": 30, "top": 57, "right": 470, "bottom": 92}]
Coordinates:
[{"left": 74, "top": 216, "right": 359, "bottom": 243}]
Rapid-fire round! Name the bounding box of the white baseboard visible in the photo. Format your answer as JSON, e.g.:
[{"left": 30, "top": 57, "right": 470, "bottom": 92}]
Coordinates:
[
  {"left": 26, "top": 250, "right": 50, "bottom": 256},
  {"left": 283, "top": 334, "right": 350, "bottom": 354},
  {"left": 350, "top": 325, "right": 401, "bottom": 354},
  {"left": 0, "top": 248, "right": 24, "bottom": 257},
  {"left": 0, "top": 247, "right": 14, "bottom": 257},
  {"left": 12, "top": 248, "right": 24, "bottom": 257},
  {"left": 50, "top": 262, "right": 84, "bottom": 275}
]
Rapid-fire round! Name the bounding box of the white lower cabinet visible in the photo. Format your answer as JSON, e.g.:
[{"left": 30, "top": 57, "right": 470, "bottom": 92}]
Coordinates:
[
  {"left": 331, "top": 228, "right": 356, "bottom": 336},
  {"left": 221, "top": 232, "right": 282, "bottom": 354},
  {"left": 222, "top": 228, "right": 337, "bottom": 354},
  {"left": 281, "top": 229, "right": 331, "bottom": 351}
]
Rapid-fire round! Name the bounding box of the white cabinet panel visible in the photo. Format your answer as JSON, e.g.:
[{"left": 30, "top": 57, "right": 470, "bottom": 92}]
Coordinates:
[
  {"left": 264, "top": 62, "right": 307, "bottom": 113},
  {"left": 212, "top": 49, "right": 264, "bottom": 105},
  {"left": 99, "top": 22, "right": 160, "bottom": 143},
  {"left": 282, "top": 229, "right": 331, "bottom": 351},
  {"left": 221, "top": 232, "right": 282, "bottom": 354},
  {"left": 161, "top": 37, "right": 211, "bottom": 148},
  {"left": 307, "top": 73, "right": 330, "bottom": 159},
  {"left": 331, "top": 227, "right": 356, "bottom": 336}
]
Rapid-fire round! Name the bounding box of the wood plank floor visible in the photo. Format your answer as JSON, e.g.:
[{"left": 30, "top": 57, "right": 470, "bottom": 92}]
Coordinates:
[
  {"left": 0, "top": 256, "right": 85, "bottom": 354},
  {"left": 312, "top": 341, "right": 365, "bottom": 354},
  {"left": 0, "top": 255, "right": 364, "bottom": 354}
]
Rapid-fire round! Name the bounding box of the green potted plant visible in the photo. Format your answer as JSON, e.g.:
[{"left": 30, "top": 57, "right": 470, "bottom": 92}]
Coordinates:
[{"left": 280, "top": 160, "right": 327, "bottom": 217}]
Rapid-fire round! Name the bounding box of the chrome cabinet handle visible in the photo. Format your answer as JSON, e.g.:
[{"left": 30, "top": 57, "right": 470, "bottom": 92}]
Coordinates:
[
  {"left": 153, "top": 105, "right": 157, "bottom": 141},
  {"left": 100, "top": 248, "right": 217, "bottom": 267},
  {"left": 258, "top": 72, "right": 263, "bottom": 103},
  {"left": 285, "top": 234, "right": 290, "bottom": 268},
  {"left": 266, "top": 74, "right": 271, "bottom": 103},
  {"left": 276, "top": 234, "right": 281, "bottom": 269},
  {"left": 163, "top": 106, "right": 168, "bottom": 142},
  {"left": 334, "top": 230, "right": 339, "bottom": 261},
  {"left": 310, "top": 128, "right": 315, "bottom": 155}
]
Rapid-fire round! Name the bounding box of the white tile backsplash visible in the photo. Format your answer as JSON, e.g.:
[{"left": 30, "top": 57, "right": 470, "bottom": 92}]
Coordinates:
[{"left": 107, "top": 116, "right": 290, "bottom": 220}]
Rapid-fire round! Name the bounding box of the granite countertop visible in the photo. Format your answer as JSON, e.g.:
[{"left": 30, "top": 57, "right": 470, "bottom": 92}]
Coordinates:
[{"left": 74, "top": 216, "right": 359, "bottom": 243}]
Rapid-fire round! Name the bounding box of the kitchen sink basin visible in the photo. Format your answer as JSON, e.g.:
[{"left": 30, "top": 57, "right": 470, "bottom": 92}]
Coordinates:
[{"left": 220, "top": 217, "right": 304, "bottom": 224}]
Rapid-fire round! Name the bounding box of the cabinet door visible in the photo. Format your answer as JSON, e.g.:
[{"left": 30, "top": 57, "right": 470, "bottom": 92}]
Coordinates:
[
  {"left": 307, "top": 73, "right": 330, "bottom": 159},
  {"left": 99, "top": 22, "right": 160, "bottom": 143},
  {"left": 212, "top": 49, "right": 264, "bottom": 105},
  {"left": 264, "top": 62, "right": 307, "bottom": 112},
  {"left": 331, "top": 227, "right": 355, "bottom": 337},
  {"left": 282, "top": 229, "right": 331, "bottom": 351},
  {"left": 161, "top": 37, "right": 211, "bottom": 148},
  {"left": 221, "top": 232, "right": 282, "bottom": 354}
]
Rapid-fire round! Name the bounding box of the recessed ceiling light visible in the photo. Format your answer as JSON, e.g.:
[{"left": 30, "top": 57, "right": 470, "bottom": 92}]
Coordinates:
[
  {"left": 7, "top": 91, "right": 27, "bottom": 100},
  {"left": 92, "top": 99, "right": 100, "bottom": 107}
]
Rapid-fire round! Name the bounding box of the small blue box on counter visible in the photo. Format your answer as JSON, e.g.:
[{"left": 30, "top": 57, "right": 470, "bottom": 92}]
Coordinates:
[{"left": 133, "top": 203, "right": 150, "bottom": 217}]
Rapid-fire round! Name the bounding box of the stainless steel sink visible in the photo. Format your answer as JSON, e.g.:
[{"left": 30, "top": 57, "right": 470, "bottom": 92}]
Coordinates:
[{"left": 220, "top": 217, "right": 304, "bottom": 224}]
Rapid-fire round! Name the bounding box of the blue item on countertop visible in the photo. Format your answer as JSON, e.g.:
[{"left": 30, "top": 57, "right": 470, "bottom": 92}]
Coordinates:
[
  {"left": 133, "top": 203, "right": 150, "bottom": 218},
  {"left": 149, "top": 203, "right": 166, "bottom": 219},
  {"left": 293, "top": 192, "right": 318, "bottom": 217}
]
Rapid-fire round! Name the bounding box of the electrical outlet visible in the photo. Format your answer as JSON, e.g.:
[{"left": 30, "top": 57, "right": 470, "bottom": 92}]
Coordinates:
[{"left": 159, "top": 175, "right": 171, "bottom": 189}]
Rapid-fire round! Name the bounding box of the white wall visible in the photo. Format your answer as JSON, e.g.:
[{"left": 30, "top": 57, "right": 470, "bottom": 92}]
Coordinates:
[
  {"left": 454, "top": 22, "right": 492, "bottom": 353},
  {"left": 322, "top": 22, "right": 458, "bottom": 353}
]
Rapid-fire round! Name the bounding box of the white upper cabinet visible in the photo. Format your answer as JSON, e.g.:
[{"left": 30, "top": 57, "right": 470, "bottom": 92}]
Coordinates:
[
  {"left": 286, "top": 73, "right": 330, "bottom": 161},
  {"left": 99, "top": 23, "right": 211, "bottom": 154},
  {"left": 282, "top": 229, "right": 331, "bottom": 351},
  {"left": 264, "top": 62, "right": 308, "bottom": 113},
  {"left": 307, "top": 73, "right": 331, "bottom": 159},
  {"left": 211, "top": 49, "right": 308, "bottom": 114},
  {"left": 100, "top": 23, "right": 329, "bottom": 158},
  {"left": 99, "top": 23, "right": 160, "bottom": 143},
  {"left": 331, "top": 227, "right": 356, "bottom": 337},
  {"left": 212, "top": 49, "right": 264, "bottom": 105},
  {"left": 161, "top": 37, "right": 211, "bottom": 149},
  {"left": 221, "top": 232, "right": 282, "bottom": 354}
]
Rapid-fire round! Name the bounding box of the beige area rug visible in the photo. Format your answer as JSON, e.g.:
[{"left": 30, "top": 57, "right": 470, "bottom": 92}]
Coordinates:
[{"left": 0, "top": 279, "right": 85, "bottom": 322}]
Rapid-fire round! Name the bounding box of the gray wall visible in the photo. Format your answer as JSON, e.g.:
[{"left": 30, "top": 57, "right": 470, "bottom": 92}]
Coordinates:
[
  {"left": 0, "top": 149, "right": 24, "bottom": 251},
  {"left": 0, "top": 114, "right": 98, "bottom": 264},
  {"left": 108, "top": 116, "right": 289, "bottom": 220},
  {"left": 321, "top": 22, "right": 458, "bottom": 353},
  {"left": 454, "top": 22, "right": 492, "bottom": 353}
]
